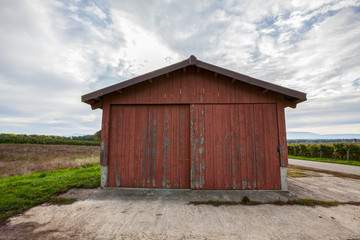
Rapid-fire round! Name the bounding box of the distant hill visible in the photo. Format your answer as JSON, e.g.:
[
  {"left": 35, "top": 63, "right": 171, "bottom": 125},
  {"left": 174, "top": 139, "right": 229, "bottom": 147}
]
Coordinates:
[{"left": 287, "top": 132, "right": 360, "bottom": 140}]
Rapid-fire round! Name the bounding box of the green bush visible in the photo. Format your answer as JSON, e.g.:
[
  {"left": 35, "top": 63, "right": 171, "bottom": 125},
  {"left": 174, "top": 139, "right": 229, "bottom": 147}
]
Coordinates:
[{"left": 288, "top": 143, "right": 360, "bottom": 161}]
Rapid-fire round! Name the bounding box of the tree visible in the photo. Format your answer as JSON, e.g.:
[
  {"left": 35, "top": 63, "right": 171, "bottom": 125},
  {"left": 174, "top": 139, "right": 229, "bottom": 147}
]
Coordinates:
[{"left": 94, "top": 130, "right": 101, "bottom": 142}]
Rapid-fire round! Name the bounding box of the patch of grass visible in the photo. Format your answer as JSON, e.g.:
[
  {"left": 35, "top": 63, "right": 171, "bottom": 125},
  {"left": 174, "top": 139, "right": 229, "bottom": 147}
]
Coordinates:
[
  {"left": 287, "top": 167, "right": 322, "bottom": 178},
  {"left": 289, "top": 155, "right": 360, "bottom": 166},
  {"left": 0, "top": 165, "right": 100, "bottom": 221},
  {"left": 288, "top": 165, "right": 360, "bottom": 180},
  {"left": 48, "top": 196, "right": 76, "bottom": 205},
  {"left": 189, "top": 198, "right": 360, "bottom": 207},
  {"left": 241, "top": 196, "right": 250, "bottom": 204}
]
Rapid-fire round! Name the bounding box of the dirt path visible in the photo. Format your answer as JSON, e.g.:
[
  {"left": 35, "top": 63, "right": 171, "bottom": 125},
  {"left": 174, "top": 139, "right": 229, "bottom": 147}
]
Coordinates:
[
  {"left": 1, "top": 170, "right": 359, "bottom": 240},
  {"left": 289, "top": 158, "right": 360, "bottom": 176}
]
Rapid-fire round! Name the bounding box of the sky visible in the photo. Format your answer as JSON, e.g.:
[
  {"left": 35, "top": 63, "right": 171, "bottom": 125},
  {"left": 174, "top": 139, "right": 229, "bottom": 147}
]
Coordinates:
[{"left": 0, "top": 0, "right": 359, "bottom": 136}]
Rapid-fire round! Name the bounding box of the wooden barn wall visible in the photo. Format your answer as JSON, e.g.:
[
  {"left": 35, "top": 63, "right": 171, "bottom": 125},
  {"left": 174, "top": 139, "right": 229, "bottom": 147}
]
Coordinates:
[
  {"left": 105, "top": 66, "right": 278, "bottom": 105},
  {"left": 190, "top": 104, "right": 281, "bottom": 190},
  {"left": 107, "top": 105, "right": 190, "bottom": 188}
]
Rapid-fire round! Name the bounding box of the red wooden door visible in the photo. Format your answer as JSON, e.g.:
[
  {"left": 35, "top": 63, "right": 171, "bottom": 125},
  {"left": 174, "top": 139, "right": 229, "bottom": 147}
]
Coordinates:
[
  {"left": 108, "top": 105, "right": 190, "bottom": 188},
  {"left": 190, "top": 104, "right": 280, "bottom": 190}
]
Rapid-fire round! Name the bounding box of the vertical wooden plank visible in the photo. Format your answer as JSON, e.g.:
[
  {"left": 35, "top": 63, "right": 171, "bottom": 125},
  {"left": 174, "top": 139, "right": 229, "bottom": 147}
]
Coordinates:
[
  {"left": 276, "top": 94, "right": 288, "bottom": 167},
  {"left": 180, "top": 105, "right": 191, "bottom": 188},
  {"left": 173, "top": 105, "right": 180, "bottom": 187},
  {"left": 107, "top": 105, "right": 116, "bottom": 187},
  {"left": 188, "top": 67, "right": 197, "bottom": 103},
  {"left": 238, "top": 104, "right": 247, "bottom": 189},
  {"left": 245, "top": 104, "right": 255, "bottom": 189},
  {"left": 229, "top": 104, "right": 239, "bottom": 188},
  {"left": 263, "top": 104, "right": 273, "bottom": 189},
  {"left": 128, "top": 106, "right": 136, "bottom": 186},
  {"left": 168, "top": 105, "right": 175, "bottom": 186},
  {"left": 248, "top": 85, "right": 259, "bottom": 103},
  {"left": 190, "top": 104, "right": 200, "bottom": 189},
  {"left": 121, "top": 106, "right": 130, "bottom": 186},
  {"left": 133, "top": 106, "right": 141, "bottom": 187},
  {"left": 198, "top": 104, "right": 206, "bottom": 188},
  {"left": 214, "top": 105, "right": 224, "bottom": 189},
  {"left": 140, "top": 106, "right": 149, "bottom": 187},
  {"left": 150, "top": 77, "right": 159, "bottom": 104},
  {"left": 217, "top": 76, "right": 227, "bottom": 103},
  {"left": 203, "top": 105, "right": 213, "bottom": 189},
  {"left": 152, "top": 106, "right": 160, "bottom": 187},
  {"left": 269, "top": 103, "right": 280, "bottom": 189},
  {"left": 162, "top": 74, "right": 172, "bottom": 104},
  {"left": 115, "top": 106, "right": 124, "bottom": 187},
  {"left": 254, "top": 104, "right": 266, "bottom": 189},
  {"left": 224, "top": 76, "right": 235, "bottom": 103},
  {"left": 162, "top": 106, "right": 171, "bottom": 187},
  {"left": 180, "top": 70, "right": 188, "bottom": 103},
  {"left": 145, "top": 106, "right": 152, "bottom": 187},
  {"left": 172, "top": 70, "right": 181, "bottom": 103},
  {"left": 141, "top": 81, "right": 152, "bottom": 104}
]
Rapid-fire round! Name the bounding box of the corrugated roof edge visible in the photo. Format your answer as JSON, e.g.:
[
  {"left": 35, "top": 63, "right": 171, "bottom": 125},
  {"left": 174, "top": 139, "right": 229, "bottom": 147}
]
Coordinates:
[{"left": 81, "top": 55, "right": 306, "bottom": 104}]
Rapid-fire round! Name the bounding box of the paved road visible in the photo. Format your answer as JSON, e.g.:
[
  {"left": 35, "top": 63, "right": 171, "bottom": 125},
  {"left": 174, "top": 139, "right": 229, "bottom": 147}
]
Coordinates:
[{"left": 289, "top": 158, "right": 360, "bottom": 176}]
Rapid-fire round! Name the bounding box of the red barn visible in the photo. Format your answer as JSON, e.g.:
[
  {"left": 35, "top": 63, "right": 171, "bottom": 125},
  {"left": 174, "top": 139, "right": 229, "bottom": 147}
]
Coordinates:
[{"left": 82, "top": 56, "right": 306, "bottom": 190}]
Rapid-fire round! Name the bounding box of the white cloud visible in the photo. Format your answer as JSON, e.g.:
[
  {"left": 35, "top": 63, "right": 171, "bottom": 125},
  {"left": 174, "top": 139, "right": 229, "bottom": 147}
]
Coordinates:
[{"left": 0, "top": 0, "right": 359, "bottom": 135}]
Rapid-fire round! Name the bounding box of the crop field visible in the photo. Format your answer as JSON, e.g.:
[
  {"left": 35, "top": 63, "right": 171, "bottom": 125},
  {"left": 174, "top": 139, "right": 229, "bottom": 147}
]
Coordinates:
[{"left": 0, "top": 144, "right": 100, "bottom": 177}]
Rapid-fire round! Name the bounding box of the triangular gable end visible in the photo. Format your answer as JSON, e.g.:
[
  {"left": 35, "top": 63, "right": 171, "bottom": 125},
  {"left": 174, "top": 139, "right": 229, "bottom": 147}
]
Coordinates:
[{"left": 82, "top": 55, "right": 306, "bottom": 109}]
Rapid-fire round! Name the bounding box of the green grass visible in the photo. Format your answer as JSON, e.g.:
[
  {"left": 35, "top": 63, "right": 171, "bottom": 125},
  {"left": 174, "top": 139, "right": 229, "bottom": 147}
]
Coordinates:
[
  {"left": 0, "top": 165, "right": 100, "bottom": 221},
  {"left": 288, "top": 155, "right": 360, "bottom": 166},
  {"left": 48, "top": 196, "right": 77, "bottom": 205}
]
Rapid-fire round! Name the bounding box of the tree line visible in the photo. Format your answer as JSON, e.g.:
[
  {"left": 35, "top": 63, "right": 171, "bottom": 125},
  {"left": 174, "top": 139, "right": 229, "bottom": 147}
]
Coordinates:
[{"left": 0, "top": 133, "right": 100, "bottom": 146}]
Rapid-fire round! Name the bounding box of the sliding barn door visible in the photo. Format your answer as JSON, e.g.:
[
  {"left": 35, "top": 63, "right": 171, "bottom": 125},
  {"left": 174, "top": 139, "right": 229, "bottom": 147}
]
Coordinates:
[
  {"left": 190, "top": 104, "right": 280, "bottom": 190},
  {"left": 108, "top": 105, "right": 190, "bottom": 188}
]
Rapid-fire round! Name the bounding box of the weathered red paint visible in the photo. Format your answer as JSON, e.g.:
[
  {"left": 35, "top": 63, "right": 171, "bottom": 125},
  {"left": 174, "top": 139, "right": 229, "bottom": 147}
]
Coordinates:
[
  {"left": 101, "top": 67, "right": 288, "bottom": 189},
  {"left": 108, "top": 105, "right": 190, "bottom": 188},
  {"left": 106, "top": 67, "right": 278, "bottom": 105}
]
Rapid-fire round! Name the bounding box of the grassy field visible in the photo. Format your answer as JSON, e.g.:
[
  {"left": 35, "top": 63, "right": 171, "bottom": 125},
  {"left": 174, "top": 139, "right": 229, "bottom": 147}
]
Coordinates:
[
  {"left": 0, "top": 165, "right": 100, "bottom": 221},
  {"left": 289, "top": 155, "right": 360, "bottom": 166},
  {"left": 0, "top": 144, "right": 100, "bottom": 177},
  {"left": 0, "top": 144, "right": 101, "bottom": 221}
]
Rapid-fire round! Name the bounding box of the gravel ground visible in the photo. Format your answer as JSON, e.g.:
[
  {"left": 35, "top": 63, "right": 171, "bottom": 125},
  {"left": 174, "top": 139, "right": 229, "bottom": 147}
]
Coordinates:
[{"left": 1, "top": 170, "right": 359, "bottom": 240}]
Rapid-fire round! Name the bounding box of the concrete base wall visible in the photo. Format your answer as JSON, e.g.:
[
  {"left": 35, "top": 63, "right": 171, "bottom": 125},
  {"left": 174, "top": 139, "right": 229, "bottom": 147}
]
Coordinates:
[
  {"left": 101, "top": 166, "right": 108, "bottom": 188},
  {"left": 102, "top": 165, "right": 288, "bottom": 190},
  {"left": 280, "top": 167, "right": 288, "bottom": 191}
]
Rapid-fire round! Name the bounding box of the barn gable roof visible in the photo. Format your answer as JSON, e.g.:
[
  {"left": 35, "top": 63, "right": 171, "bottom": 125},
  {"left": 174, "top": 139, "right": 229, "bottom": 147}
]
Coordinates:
[{"left": 82, "top": 55, "right": 306, "bottom": 108}]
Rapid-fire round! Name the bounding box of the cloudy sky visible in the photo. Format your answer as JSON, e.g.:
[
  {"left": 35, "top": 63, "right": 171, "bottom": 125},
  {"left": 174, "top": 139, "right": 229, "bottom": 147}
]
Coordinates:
[{"left": 0, "top": 0, "right": 359, "bottom": 136}]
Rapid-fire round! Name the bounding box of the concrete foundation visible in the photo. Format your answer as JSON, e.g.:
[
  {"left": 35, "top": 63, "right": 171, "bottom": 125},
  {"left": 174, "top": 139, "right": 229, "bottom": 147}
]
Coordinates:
[
  {"left": 280, "top": 166, "right": 288, "bottom": 191},
  {"left": 101, "top": 166, "right": 108, "bottom": 188}
]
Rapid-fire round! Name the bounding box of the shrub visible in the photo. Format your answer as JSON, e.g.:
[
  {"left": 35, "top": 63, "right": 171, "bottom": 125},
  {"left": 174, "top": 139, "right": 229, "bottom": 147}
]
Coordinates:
[{"left": 288, "top": 143, "right": 360, "bottom": 161}]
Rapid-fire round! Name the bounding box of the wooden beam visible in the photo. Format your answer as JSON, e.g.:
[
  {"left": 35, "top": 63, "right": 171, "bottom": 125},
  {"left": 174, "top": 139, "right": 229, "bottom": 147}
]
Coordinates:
[
  {"left": 197, "top": 67, "right": 200, "bottom": 73},
  {"left": 262, "top": 89, "right": 269, "bottom": 94},
  {"left": 166, "top": 73, "right": 169, "bottom": 78},
  {"left": 214, "top": 72, "right": 218, "bottom": 78},
  {"left": 148, "top": 79, "right": 153, "bottom": 84},
  {"left": 117, "top": 89, "right": 123, "bottom": 94},
  {"left": 284, "top": 99, "right": 297, "bottom": 109},
  {"left": 91, "top": 101, "right": 103, "bottom": 110},
  {"left": 231, "top": 78, "right": 236, "bottom": 83},
  {"left": 294, "top": 98, "right": 303, "bottom": 103},
  {"left": 183, "top": 67, "right": 186, "bottom": 73}
]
